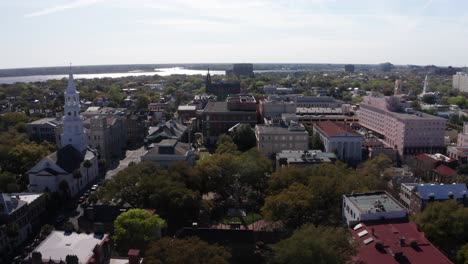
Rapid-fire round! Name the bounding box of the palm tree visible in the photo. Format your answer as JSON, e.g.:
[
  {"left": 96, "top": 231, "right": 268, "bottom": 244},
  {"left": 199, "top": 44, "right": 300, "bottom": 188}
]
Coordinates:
[
  {"left": 72, "top": 170, "right": 82, "bottom": 193},
  {"left": 83, "top": 160, "right": 92, "bottom": 186},
  {"left": 59, "top": 180, "right": 70, "bottom": 198}
]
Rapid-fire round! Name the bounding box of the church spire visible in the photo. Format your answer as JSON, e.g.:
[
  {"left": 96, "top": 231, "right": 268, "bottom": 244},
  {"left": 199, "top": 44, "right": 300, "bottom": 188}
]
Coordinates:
[
  {"left": 206, "top": 68, "right": 212, "bottom": 86},
  {"left": 67, "top": 65, "right": 77, "bottom": 94},
  {"left": 61, "top": 65, "right": 88, "bottom": 154}
]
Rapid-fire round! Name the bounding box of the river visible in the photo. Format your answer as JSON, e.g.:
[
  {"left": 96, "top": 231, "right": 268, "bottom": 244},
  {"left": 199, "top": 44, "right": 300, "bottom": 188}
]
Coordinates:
[{"left": 0, "top": 67, "right": 226, "bottom": 84}]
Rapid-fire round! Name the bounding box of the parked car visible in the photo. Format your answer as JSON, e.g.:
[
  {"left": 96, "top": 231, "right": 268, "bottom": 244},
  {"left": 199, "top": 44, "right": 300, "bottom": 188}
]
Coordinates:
[
  {"left": 78, "top": 196, "right": 86, "bottom": 204},
  {"left": 91, "top": 184, "right": 99, "bottom": 191}
]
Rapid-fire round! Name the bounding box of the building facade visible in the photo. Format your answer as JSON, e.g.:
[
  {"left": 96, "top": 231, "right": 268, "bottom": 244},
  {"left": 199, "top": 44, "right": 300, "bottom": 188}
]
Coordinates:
[
  {"left": 26, "top": 117, "right": 62, "bottom": 143},
  {"left": 358, "top": 95, "right": 446, "bottom": 156},
  {"left": 0, "top": 193, "right": 46, "bottom": 257},
  {"left": 259, "top": 98, "right": 296, "bottom": 121},
  {"left": 200, "top": 94, "right": 257, "bottom": 144},
  {"left": 400, "top": 183, "right": 468, "bottom": 214},
  {"left": 313, "top": 121, "right": 363, "bottom": 164},
  {"left": 453, "top": 72, "right": 468, "bottom": 92},
  {"left": 255, "top": 121, "right": 309, "bottom": 158}
]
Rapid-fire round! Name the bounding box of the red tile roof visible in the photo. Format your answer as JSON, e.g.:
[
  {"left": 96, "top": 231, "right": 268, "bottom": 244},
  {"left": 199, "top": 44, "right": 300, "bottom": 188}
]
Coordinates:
[
  {"left": 415, "top": 153, "right": 437, "bottom": 162},
  {"left": 433, "top": 164, "right": 457, "bottom": 178},
  {"left": 350, "top": 221, "right": 452, "bottom": 264},
  {"left": 314, "top": 121, "right": 360, "bottom": 137}
]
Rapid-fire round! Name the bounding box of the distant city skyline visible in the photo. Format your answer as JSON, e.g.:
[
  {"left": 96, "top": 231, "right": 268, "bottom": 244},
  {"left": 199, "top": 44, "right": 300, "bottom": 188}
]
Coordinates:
[{"left": 2, "top": 0, "right": 468, "bottom": 69}]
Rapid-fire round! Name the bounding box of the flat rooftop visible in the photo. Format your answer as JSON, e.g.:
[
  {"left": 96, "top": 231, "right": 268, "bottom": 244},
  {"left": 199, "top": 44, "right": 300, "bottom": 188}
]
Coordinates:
[
  {"left": 33, "top": 231, "right": 108, "bottom": 263},
  {"left": 203, "top": 101, "right": 256, "bottom": 113},
  {"left": 345, "top": 191, "right": 405, "bottom": 214}
]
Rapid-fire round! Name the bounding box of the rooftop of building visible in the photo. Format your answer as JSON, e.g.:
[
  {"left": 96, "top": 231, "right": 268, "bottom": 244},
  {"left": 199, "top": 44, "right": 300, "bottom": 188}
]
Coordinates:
[
  {"left": 276, "top": 150, "right": 336, "bottom": 160},
  {"left": 203, "top": 101, "right": 256, "bottom": 113},
  {"left": 403, "top": 183, "right": 468, "bottom": 200},
  {"left": 28, "top": 117, "right": 63, "bottom": 125},
  {"left": 416, "top": 153, "right": 455, "bottom": 163},
  {"left": 178, "top": 105, "right": 197, "bottom": 111},
  {"left": 82, "top": 107, "right": 127, "bottom": 116},
  {"left": 433, "top": 164, "right": 457, "bottom": 177},
  {"left": 32, "top": 231, "right": 108, "bottom": 263},
  {"left": 296, "top": 107, "right": 343, "bottom": 114},
  {"left": 145, "top": 140, "right": 192, "bottom": 156},
  {"left": 146, "top": 119, "right": 187, "bottom": 142},
  {"left": 256, "top": 122, "right": 307, "bottom": 134},
  {"left": 0, "top": 194, "right": 27, "bottom": 215},
  {"left": 350, "top": 221, "right": 452, "bottom": 264},
  {"left": 344, "top": 191, "right": 405, "bottom": 214},
  {"left": 314, "top": 121, "right": 361, "bottom": 137},
  {"left": 295, "top": 95, "right": 342, "bottom": 103}
]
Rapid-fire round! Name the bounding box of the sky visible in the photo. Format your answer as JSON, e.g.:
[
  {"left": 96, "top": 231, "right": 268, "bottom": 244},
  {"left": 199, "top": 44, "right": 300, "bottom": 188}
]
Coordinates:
[{"left": 1, "top": 0, "right": 468, "bottom": 69}]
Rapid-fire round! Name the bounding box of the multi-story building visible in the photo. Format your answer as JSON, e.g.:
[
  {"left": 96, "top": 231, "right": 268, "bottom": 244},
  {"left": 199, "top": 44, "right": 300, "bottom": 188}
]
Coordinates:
[
  {"left": 206, "top": 70, "right": 241, "bottom": 100},
  {"left": 343, "top": 191, "right": 451, "bottom": 264},
  {"left": 295, "top": 96, "right": 344, "bottom": 108},
  {"left": 0, "top": 193, "right": 46, "bottom": 256},
  {"left": 447, "top": 145, "right": 468, "bottom": 164},
  {"left": 457, "top": 122, "right": 468, "bottom": 146},
  {"left": 81, "top": 107, "right": 130, "bottom": 161},
  {"left": 148, "top": 101, "right": 171, "bottom": 123},
  {"left": 87, "top": 116, "right": 126, "bottom": 162},
  {"left": 358, "top": 95, "right": 446, "bottom": 156},
  {"left": 275, "top": 150, "right": 336, "bottom": 170},
  {"left": 313, "top": 121, "right": 363, "bottom": 164},
  {"left": 255, "top": 121, "right": 309, "bottom": 158},
  {"left": 225, "top": 63, "right": 254, "bottom": 78},
  {"left": 343, "top": 191, "right": 407, "bottom": 227},
  {"left": 282, "top": 113, "right": 359, "bottom": 130},
  {"left": 453, "top": 72, "right": 468, "bottom": 92},
  {"left": 25, "top": 231, "right": 111, "bottom": 264},
  {"left": 28, "top": 71, "right": 98, "bottom": 196},
  {"left": 26, "top": 117, "right": 62, "bottom": 143},
  {"left": 350, "top": 221, "right": 452, "bottom": 263},
  {"left": 400, "top": 183, "right": 468, "bottom": 214},
  {"left": 259, "top": 98, "right": 296, "bottom": 121},
  {"left": 200, "top": 94, "right": 257, "bottom": 144},
  {"left": 141, "top": 139, "right": 195, "bottom": 167}
]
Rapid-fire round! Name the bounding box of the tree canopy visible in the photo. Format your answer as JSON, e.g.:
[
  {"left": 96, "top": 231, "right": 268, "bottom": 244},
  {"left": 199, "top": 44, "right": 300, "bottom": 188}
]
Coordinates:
[
  {"left": 272, "top": 225, "right": 356, "bottom": 264},
  {"left": 114, "top": 209, "right": 166, "bottom": 253},
  {"left": 144, "top": 237, "right": 231, "bottom": 264}
]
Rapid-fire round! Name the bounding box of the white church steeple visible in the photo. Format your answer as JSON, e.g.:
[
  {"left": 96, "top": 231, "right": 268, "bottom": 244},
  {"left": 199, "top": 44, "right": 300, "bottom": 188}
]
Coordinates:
[{"left": 61, "top": 68, "right": 88, "bottom": 153}]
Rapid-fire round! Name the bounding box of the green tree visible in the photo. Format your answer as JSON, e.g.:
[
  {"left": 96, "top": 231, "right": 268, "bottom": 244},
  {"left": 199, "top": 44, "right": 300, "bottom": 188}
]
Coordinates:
[
  {"left": 272, "top": 225, "right": 356, "bottom": 264},
  {"left": 136, "top": 95, "right": 150, "bottom": 110},
  {"left": 310, "top": 133, "right": 324, "bottom": 151},
  {"left": 72, "top": 170, "right": 82, "bottom": 192},
  {"left": 114, "top": 209, "right": 166, "bottom": 253},
  {"left": 144, "top": 237, "right": 231, "bottom": 264},
  {"left": 6, "top": 142, "right": 51, "bottom": 175},
  {"left": 232, "top": 124, "right": 256, "bottom": 152},
  {"left": 422, "top": 94, "right": 437, "bottom": 104},
  {"left": 215, "top": 134, "right": 239, "bottom": 155},
  {"left": 413, "top": 200, "right": 468, "bottom": 254},
  {"left": 82, "top": 160, "right": 92, "bottom": 186},
  {"left": 457, "top": 244, "right": 468, "bottom": 264}
]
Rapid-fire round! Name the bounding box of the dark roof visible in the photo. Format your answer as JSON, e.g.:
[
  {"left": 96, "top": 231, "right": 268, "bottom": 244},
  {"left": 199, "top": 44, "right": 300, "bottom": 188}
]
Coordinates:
[
  {"left": 350, "top": 221, "right": 452, "bottom": 264},
  {"left": 49, "top": 145, "right": 84, "bottom": 173}
]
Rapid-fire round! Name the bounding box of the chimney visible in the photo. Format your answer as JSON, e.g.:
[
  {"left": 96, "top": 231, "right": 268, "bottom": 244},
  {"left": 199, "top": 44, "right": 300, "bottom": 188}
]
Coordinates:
[{"left": 128, "top": 249, "right": 140, "bottom": 264}]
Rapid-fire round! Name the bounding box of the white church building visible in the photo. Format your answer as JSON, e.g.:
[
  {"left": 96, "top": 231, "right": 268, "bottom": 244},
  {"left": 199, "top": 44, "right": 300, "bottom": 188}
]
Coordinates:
[{"left": 28, "top": 71, "right": 98, "bottom": 196}]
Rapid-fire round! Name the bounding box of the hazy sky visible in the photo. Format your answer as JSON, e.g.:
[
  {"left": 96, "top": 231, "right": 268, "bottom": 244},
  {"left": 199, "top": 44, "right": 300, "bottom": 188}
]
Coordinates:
[{"left": 1, "top": 0, "right": 468, "bottom": 69}]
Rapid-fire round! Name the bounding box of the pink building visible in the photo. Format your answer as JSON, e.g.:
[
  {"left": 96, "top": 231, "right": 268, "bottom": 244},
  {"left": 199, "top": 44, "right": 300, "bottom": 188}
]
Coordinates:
[
  {"left": 457, "top": 122, "right": 468, "bottom": 146},
  {"left": 359, "top": 95, "right": 446, "bottom": 156}
]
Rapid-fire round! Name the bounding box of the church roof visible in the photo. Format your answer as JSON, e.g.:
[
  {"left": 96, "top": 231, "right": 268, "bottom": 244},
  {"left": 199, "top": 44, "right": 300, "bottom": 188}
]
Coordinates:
[{"left": 48, "top": 145, "right": 84, "bottom": 174}]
